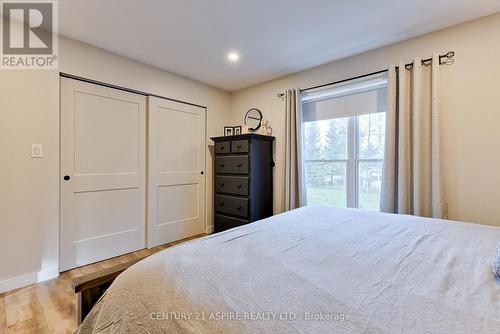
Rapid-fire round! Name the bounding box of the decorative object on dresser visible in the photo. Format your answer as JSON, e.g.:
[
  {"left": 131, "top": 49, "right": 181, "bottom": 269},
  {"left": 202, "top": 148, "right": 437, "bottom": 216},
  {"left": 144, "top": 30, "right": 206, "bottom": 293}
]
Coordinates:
[
  {"left": 234, "top": 125, "right": 242, "bottom": 135},
  {"left": 211, "top": 133, "right": 275, "bottom": 232},
  {"left": 244, "top": 108, "right": 263, "bottom": 131},
  {"left": 260, "top": 118, "right": 272, "bottom": 135}
]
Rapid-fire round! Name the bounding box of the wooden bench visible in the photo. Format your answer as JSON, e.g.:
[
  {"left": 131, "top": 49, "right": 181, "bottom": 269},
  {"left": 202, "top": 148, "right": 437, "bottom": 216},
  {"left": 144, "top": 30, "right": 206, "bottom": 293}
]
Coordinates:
[
  {"left": 72, "top": 257, "right": 146, "bottom": 324},
  {"left": 71, "top": 235, "right": 206, "bottom": 325}
]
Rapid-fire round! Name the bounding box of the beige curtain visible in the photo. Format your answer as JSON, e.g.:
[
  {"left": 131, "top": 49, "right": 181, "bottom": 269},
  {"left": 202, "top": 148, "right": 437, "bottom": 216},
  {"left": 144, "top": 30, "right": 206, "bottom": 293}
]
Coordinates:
[
  {"left": 381, "top": 54, "right": 448, "bottom": 218},
  {"left": 284, "top": 89, "right": 306, "bottom": 211}
]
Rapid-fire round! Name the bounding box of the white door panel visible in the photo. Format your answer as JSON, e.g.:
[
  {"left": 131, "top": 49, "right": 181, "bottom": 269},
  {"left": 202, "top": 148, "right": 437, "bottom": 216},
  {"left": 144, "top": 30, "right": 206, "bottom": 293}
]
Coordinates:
[
  {"left": 60, "top": 78, "right": 146, "bottom": 271},
  {"left": 157, "top": 184, "right": 199, "bottom": 223},
  {"left": 73, "top": 188, "right": 142, "bottom": 240},
  {"left": 73, "top": 92, "right": 141, "bottom": 174},
  {"left": 148, "top": 96, "right": 206, "bottom": 248}
]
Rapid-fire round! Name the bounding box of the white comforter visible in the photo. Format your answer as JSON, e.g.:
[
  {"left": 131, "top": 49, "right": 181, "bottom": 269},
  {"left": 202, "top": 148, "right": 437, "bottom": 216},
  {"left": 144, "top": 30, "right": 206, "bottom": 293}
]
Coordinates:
[{"left": 78, "top": 206, "right": 500, "bottom": 333}]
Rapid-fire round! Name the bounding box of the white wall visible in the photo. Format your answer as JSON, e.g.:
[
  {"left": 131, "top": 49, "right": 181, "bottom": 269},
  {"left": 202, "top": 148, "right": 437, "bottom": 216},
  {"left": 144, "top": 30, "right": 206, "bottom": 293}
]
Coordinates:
[
  {"left": 229, "top": 12, "right": 500, "bottom": 227},
  {"left": 0, "top": 34, "right": 231, "bottom": 292}
]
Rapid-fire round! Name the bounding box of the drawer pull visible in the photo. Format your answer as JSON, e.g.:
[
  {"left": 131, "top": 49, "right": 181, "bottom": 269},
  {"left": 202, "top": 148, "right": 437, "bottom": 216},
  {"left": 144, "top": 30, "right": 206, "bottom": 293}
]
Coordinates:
[
  {"left": 220, "top": 164, "right": 225, "bottom": 168},
  {"left": 237, "top": 164, "right": 242, "bottom": 167},
  {"left": 237, "top": 206, "right": 242, "bottom": 210},
  {"left": 219, "top": 202, "right": 225, "bottom": 206},
  {"left": 220, "top": 147, "right": 225, "bottom": 150},
  {"left": 220, "top": 183, "right": 225, "bottom": 187},
  {"left": 237, "top": 145, "right": 242, "bottom": 149},
  {"left": 237, "top": 185, "right": 242, "bottom": 189}
]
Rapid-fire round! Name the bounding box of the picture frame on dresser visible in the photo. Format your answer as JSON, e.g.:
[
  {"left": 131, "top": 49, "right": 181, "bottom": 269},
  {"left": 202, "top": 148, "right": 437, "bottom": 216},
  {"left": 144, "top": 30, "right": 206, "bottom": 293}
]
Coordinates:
[
  {"left": 211, "top": 133, "right": 275, "bottom": 233},
  {"left": 224, "top": 126, "right": 233, "bottom": 136}
]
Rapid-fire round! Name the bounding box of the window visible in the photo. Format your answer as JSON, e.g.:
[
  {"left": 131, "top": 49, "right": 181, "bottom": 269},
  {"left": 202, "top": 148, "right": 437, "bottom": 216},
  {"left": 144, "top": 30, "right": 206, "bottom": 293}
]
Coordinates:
[{"left": 301, "top": 74, "right": 387, "bottom": 210}]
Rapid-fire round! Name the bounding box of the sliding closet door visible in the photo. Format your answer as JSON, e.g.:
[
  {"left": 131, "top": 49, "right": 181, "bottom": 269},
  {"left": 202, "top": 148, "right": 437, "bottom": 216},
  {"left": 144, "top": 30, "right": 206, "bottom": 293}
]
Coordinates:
[
  {"left": 60, "top": 78, "right": 146, "bottom": 271},
  {"left": 147, "top": 96, "right": 206, "bottom": 248}
]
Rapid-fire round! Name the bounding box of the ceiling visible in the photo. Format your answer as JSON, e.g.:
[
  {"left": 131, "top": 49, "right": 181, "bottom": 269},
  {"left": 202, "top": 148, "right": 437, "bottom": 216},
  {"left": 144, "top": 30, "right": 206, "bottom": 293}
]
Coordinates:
[{"left": 58, "top": 0, "right": 500, "bottom": 91}]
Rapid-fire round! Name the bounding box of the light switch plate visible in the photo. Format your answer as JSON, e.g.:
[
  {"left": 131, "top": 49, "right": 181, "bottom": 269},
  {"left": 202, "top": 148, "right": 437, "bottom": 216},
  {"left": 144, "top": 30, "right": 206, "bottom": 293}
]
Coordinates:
[{"left": 31, "top": 144, "right": 43, "bottom": 158}]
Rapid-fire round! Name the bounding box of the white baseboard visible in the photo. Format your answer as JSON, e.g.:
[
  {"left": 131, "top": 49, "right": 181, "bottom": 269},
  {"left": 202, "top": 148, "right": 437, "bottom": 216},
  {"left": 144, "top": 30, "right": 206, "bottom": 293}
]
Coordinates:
[
  {"left": 206, "top": 224, "right": 214, "bottom": 234},
  {"left": 0, "top": 267, "right": 59, "bottom": 294}
]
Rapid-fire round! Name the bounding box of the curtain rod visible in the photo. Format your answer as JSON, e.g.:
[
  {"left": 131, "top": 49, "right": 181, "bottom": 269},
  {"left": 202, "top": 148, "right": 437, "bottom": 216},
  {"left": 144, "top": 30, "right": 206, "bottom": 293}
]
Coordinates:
[{"left": 277, "top": 51, "right": 455, "bottom": 98}]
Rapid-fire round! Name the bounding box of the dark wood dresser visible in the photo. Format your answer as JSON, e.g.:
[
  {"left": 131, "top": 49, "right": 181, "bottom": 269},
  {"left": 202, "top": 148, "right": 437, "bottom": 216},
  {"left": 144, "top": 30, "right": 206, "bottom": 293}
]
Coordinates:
[{"left": 211, "top": 134, "right": 275, "bottom": 233}]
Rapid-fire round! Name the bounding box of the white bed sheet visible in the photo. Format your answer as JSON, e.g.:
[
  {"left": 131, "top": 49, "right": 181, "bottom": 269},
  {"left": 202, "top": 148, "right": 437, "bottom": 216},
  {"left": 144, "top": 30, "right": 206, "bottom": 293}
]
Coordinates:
[{"left": 78, "top": 206, "right": 500, "bottom": 333}]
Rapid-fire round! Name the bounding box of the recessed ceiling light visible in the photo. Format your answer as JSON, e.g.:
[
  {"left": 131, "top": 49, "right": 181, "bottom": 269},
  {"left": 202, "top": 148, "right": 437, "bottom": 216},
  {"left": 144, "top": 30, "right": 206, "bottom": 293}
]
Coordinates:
[{"left": 227, "top": 52, "right": 240, "bottom": 62}]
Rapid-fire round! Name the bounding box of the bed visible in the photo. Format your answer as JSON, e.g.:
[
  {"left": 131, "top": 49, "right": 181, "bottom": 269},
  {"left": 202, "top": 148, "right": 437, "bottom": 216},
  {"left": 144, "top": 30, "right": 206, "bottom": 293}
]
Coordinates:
[{"left": 76, "top": 206, "right": 500, "bottom": 333}]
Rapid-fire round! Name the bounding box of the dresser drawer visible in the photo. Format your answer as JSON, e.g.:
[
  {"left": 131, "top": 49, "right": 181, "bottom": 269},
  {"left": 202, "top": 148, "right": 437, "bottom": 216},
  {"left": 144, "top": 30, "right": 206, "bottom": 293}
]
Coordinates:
[
  {"left": 214, "top": 214, "right": 249, "bottom": 232},
  {"left": 215, "top": 195, "right": 249, "bottom": 218},
  {"left": 215, "top": 141, "right": 230, "bottom": 154},
  {"left": 215, "top": 156, "right": 249, "bottom": 174},
  {"left": 215, "top": 176, "right": 249, "bottom": 196},
  {"left": 231, "top": 140, "right": 249, "bottom": 153}
]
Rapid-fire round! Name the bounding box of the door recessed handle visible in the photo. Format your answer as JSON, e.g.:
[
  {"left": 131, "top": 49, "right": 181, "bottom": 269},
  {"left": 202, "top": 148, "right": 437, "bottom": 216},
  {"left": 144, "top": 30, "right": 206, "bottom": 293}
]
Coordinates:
[
  {"left": 200, "top": 171, "right": 204, "bottom": 175},
  {"left": 63, "top": 175, "right": 70, "bottom": 181}
]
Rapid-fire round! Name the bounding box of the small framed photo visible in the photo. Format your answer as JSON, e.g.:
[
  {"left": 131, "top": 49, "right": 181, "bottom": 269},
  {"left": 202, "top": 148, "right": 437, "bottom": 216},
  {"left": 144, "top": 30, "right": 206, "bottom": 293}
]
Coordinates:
[
  {"left": 224, "top": 126, "right": 233, "bottom": 136},
  {"left": 234, "top": 126, "right": 242, "bottom": 135}
]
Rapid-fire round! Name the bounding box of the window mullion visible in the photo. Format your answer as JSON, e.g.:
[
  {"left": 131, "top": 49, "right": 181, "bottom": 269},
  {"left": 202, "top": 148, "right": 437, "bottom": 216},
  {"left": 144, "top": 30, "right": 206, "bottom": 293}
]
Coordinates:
[
  {"left": 354, "top": 116, "right": 360, "bottom": 208},
  {"left": 346, "top": 117, "right": 356, "bottom": 208}
]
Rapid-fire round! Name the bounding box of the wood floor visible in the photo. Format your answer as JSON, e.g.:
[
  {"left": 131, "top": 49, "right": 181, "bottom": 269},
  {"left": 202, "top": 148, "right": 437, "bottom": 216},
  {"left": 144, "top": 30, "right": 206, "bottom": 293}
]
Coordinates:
[{"left": 0, "top": 234, "right": 204, "bottom": 334}]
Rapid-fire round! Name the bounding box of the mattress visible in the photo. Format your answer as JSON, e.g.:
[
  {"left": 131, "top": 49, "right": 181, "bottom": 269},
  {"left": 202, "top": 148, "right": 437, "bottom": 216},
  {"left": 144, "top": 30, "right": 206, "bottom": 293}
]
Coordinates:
[{"left": 77, "top": 206, "right": 500, "bottom": 333}]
